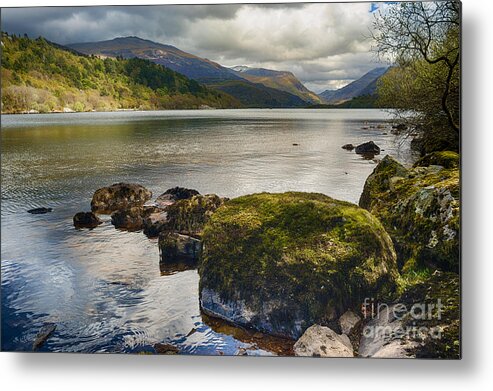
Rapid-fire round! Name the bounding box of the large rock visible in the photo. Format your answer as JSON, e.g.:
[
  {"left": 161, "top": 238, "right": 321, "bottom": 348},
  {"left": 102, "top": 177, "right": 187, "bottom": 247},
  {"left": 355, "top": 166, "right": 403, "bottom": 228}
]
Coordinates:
[
  {"left": 91, "top": 183, "right": 152, "bottom": 214},
  {"left": 73, "top": 211, "right": 102, "bottom": 229},
  {"left": 359, "top": 271, "right": 459, "bottom": 359},
  {"left": 199, "top": 192, "right": 398, "bottom": 339},
  {"left": 359, "top": 154, "right": 459, "bottom": 272},
  {"left": 294, "top": 325, "right": 353, "bottom": 357}
]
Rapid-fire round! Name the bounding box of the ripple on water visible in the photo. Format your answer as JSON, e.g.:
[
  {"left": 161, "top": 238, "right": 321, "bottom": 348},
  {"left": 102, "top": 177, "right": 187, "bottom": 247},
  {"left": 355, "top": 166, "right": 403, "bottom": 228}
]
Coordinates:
[{"left": 2, "top": 109, "right": 414, "bottom": 354}]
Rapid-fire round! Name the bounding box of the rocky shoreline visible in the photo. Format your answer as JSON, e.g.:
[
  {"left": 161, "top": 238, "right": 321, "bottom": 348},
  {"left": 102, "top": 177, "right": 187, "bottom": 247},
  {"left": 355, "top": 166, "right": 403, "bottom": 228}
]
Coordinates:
[{"left": 65, "top": 150, "right": 459, "bottom": 358}]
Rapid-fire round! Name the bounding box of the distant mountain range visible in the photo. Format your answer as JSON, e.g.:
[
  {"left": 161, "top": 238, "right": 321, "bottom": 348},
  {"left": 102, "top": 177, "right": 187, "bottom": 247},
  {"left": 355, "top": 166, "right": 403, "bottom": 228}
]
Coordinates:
[
  {"left": 319, "top": 67, "right": 389, "bottom": 104},
  {"left": 230, "top": 66, "right": 322, "bottom": 104},
  {"left": 68, "top": 36, "right": 313, "bottom": 108}
]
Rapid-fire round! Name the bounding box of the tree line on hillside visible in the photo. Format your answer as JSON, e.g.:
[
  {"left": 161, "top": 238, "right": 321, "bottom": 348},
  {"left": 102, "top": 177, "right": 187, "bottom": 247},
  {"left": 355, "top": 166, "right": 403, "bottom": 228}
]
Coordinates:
[{"left": 1, "top": 32, "right": 240, "bottom": 113}]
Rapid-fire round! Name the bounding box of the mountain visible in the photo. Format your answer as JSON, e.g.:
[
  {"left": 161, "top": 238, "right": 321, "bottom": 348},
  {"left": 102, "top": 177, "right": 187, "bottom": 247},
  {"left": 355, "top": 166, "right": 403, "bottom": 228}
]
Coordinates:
[
  {"left": 230, "top": 66, "right": 322, "bottom": 104},
  {"left": 1, "top": 32, "right": 240, "bottom": 113},
  {"left": 69, "top": 36, "right": 240, "bottom": 83},
  {"left": 208, "top": 79, "right": 306, "bottom": 108},
  {"left": 319, "top": 67, "right": 388, "bottom": 104},
  {"left": 68, "top": 36, "right": 310, "bottom": 108}
]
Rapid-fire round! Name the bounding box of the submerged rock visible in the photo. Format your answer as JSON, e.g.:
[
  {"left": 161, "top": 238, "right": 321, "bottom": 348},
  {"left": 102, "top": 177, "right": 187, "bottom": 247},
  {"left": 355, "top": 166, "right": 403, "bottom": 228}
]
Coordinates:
[
  {"left": 199, "top": 192, "right": 398, "bottom": 339},
  {"left": 33, "top": 323, "right": 56, "bottom": 350},
  {"left": 359, "top": 154, "right": 459, "bottom": 272},
  {"left": 154, "top": 343, "right": 179, "bottom": 355},
  {"left": 294, "top": 325, "right": 353, "bottom": 357},
  {"left": 27, "top": 207, "right": 53, "bottom": 214},
  {"left": 355, "top": 141, "right": 380, "bottom": 155},
  {"left": 341, "top": 143, "right": 355, "bottom": 151},
  {"left": 91, "top": 183, "right": 152, "bottom": 214},
  {"left": 73, "top": 211, "right": 102, "bottom": 229}
]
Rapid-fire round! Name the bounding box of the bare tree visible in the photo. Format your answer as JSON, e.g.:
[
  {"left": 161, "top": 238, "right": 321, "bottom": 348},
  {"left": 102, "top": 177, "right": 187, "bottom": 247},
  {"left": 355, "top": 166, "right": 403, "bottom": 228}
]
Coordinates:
[{"left": 372, "top": 1, "right": 460, "bottom": 134}]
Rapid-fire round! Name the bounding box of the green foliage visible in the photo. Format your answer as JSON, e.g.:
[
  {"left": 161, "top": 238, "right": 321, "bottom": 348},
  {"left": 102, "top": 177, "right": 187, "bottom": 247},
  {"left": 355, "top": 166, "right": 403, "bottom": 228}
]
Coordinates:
[
  {"left": 1, "top": 32, "right": 241, "bottom": 113},
  {"left": 372, "top": 2, "right": 460, "bottom": 153}
]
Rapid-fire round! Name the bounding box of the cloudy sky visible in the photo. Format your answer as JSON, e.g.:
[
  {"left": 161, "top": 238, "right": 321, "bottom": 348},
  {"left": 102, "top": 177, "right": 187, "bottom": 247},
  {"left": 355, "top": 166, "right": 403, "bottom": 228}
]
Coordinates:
[{"left": 1, "top": 2, "right": 388, "bottom": 92}]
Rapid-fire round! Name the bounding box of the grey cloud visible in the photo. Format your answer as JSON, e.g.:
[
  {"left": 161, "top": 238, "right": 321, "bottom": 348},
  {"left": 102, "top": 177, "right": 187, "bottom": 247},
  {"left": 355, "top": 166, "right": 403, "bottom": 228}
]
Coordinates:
[{"left": 1, "top": 3, "right": 383, "bottom": 92}]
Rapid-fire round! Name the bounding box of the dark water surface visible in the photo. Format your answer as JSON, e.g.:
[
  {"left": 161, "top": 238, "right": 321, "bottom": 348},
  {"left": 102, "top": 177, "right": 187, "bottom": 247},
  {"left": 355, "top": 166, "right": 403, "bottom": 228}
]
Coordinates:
[{"left": 1, "top": 109, "right": 414, "bottom": 354}]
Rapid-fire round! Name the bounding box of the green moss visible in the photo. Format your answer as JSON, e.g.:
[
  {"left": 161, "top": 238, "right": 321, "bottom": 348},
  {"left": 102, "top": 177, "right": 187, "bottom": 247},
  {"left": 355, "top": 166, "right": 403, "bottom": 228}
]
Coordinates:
[
  {"left": 360, "top": 155, "right": 460, "bottom": 272},
  {"left": 166, "top": 194, "right": 225, "bottom": 237},
  {"left": 399, "top": 271, "right": 460, "bottom": 359},
  {"left": 199, "top": 192, "right": 398, "bottom": 331},
  {"left": 414, "top": 151, "right": 460, "bottom": 169}
]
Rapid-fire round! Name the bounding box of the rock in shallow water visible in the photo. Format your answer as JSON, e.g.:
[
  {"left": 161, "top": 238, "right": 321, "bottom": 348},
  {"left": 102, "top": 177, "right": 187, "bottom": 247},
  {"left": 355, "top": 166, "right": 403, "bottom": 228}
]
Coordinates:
[
  {"left": 27, "top": 207, "right": 53, "bottom": 214},
  {"left": 355, "top": 141, "right": 381, "bottom": 155},
  {"left": 91, "top": 183, "right": 152, "bottom": 214},
  {"left": 111, "top": 207, "right": 144, "bottom": 231},
  {"left": 199, "top": 192, "right": 398, "bottom": 339},
  {"left": 159, "top": 232, "right": 201, "bottom": 263},
  {"left": 294, "top": 325, "right": 353, "bottom": 357},
  {"left": 33, "top": 323, "right": 56, "bottom": 350},
  {"left": 154, "top": 343, "right": 179, "bottom": 355},
  {"left": 73, "top": 211, "right": 102, "bottom": 229}
]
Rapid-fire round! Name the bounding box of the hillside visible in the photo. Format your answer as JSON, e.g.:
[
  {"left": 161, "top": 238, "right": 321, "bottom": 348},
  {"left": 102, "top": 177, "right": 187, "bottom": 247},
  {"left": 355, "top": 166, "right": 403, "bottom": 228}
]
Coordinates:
[
  {"left": 69, "top": 36, "right": 240, "bottom": 83},
  {"left": 319, "top": 67, "right": 388, "bottom": 104},
  {"left": 68, "top": 36, "right": 312, "bottom": 108},
  {"left": 230, "top": 66, "right": 322, "bottom": 104},
  {"left": 1, "top": 33, "right": 240, "bottom": 113},
  {"left": 209, "top": 79, "right": 306, "bottom": 108}
]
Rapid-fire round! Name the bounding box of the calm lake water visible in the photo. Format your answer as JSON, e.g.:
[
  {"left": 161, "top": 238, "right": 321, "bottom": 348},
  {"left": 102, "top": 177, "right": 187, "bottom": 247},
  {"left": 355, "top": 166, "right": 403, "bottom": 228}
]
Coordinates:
[{"left": 1, "top": 109, "right": 414, "bottom": 354}]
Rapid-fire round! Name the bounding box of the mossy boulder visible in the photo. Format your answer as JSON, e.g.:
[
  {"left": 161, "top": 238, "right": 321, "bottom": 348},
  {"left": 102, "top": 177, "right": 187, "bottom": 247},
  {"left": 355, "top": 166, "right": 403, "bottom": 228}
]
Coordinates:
[
  {"left": 359, "top": 155, "right": 459, "bottom": 272},
  {"left": 91, "top": 183, "right": 152, "bottom": 214},
  {"left": 199, "top": 192, "right": 398, "bottom": 339}
]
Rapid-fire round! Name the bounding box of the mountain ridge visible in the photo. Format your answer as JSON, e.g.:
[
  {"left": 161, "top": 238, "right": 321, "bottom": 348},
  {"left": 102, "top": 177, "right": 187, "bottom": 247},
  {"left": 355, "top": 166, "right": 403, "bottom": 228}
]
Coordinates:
[
  {"left": 68, "top": 36, "right": 318, "bottom": 107},
  {"left": 319, "top": 67, "right": 388, "bottom": 104}
]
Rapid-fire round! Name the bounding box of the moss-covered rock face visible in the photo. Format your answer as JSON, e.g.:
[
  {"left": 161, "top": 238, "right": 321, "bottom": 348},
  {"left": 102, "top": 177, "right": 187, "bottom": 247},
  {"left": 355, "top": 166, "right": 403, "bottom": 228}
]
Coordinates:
[
  {"left": 199, "top": 192, "right": 398, "bottom": 339},
  {"left": 359, "top": 155, "right": 459, "bottom": 272},
  {"left": 166, "top": 194, "right": 226, "bottom": 237},
  {"left": 413, "top": 151, "right": 460, "bottom": 169}
]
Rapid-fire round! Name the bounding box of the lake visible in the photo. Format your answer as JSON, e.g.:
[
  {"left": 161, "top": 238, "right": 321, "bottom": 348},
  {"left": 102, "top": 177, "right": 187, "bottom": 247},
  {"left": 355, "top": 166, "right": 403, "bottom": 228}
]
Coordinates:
[{"left": 1, "top": 109, "right": 414, "bottom": 354}]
